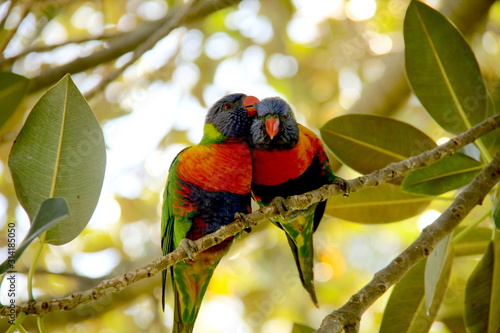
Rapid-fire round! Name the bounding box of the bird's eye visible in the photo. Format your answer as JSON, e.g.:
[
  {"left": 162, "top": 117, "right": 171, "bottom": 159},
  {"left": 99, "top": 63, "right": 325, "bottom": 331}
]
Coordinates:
[{"left": 223, "top": 103, "right": 232, "bottom": 110}]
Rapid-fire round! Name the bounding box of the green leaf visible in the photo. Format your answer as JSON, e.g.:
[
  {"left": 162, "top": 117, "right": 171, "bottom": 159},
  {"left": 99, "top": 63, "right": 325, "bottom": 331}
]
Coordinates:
[
  {"left": 465, "top": 241, "right": 500, "bottom": 333},
  {"left": 0, "top": 198, "right": 69, "bottom": 274},
  {"left": 0, "top": 72, "right": 30, "bottom": 132},
  {"left": 482, "top": 92, "right": 500, "bottom": 156},
  {"left": 453, "top": 226, "right": 491, "bottom": 257},
  {"left": 291, "top": 323, "right": 315, "bottom": 333},
  {"left": 380, "top": 256, "right": 451, "bottom": 333},
  {"left": 493, "top": 186, "right": 500, "bottom": 230},
  {"left": 321, "top": 114, "right": 436, "bottom": 175},
  {"left": 402, "top": 153, "right": 483, "bottom": 196},
  {"left": 425, "top": 234, "right": 453, "bottom": 313},
  {"left": 325, "top": 183, "right": 431, "bottom": 224},
  {"left": 404, "top": 1, "right": 487, "bottom": 134},
  {"left": 8, "top": 74, "right": 106, "bottom": 245}
]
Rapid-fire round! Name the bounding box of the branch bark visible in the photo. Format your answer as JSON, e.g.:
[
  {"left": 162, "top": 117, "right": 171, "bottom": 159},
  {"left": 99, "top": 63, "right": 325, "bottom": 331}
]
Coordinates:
[
  {"left": 0, "top": 113, "right": 499, "bottom": 318},
  {"left": 18, "top": 0, "right": 242, "bottom": 94},
  {"left": 83, "top": 0, "right": 196, "bottom": 99}
]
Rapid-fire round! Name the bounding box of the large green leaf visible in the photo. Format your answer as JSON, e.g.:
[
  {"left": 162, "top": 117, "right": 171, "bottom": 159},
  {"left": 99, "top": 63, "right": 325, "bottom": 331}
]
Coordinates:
[
  {"left": 465, "top": 241, "right": 500, "bottom": 333},
  {"left": 493, "top": 186, "right": 499, "bottom": 230},
  {"left": 8, "top": 74, "right": 106, "bottom": 245},
  {"left": 0, "top": 197, "right": 69, "bottom": 274},
  {"left": 321, "top": 114, "right": 436, "bottom": 175},
  {"left": 0, "top": 72, "right": 30, "bottom": 131},
  {"left": 380, "top": 256, "right": 451, "bottom": 333},
  {"left": 425, "top": 234, "right": 453, "bottom": 313},
  {"left": 404, "top": 1, "right": 487, "bottom": 134},
  {"left": 481, "top": 92, "right": 500, "bottom": 156},
  {"left": 453, "top": 226, "right": 491, "bottom": 257},
  {"left": 402, "top": 153, "right": 483, "bottom": 196},
  {"left": 325, "top": 183, "right": 431, "bottom": 224}
]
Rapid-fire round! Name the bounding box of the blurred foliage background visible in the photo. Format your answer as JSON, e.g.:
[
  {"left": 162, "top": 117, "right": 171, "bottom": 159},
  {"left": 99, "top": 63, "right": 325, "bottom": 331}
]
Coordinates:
[{"left": 0, "top": 0, "right": 499, "bottom": 332}]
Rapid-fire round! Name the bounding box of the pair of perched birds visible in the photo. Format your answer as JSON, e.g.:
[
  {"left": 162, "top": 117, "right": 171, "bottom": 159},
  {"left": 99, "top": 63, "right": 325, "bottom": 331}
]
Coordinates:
[{"left": 161, "top": 93, "right": 349, "bottom": 332}]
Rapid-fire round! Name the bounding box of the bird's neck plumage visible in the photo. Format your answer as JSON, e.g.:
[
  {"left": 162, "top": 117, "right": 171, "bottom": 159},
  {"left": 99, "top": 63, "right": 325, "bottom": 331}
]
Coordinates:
[
  {"left": 200, "top": 123, "right": 245, "bottom": 144},
  {"left": 252, "top": 130, "right": 315, "bottom": 185},
  {"left": 200, "top": 123, "right": 225, "bottom": 144}
]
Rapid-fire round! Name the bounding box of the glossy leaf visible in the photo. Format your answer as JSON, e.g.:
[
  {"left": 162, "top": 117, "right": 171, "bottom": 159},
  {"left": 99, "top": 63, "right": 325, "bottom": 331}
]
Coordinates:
[
  {"left": 405, "top": 1, "right": 487, "bottom": 134},
  {"left": 453, "top": 226, "right": 491, "bottom": 257},
  {"left": 321, "top": 114, "right": 436, "bottom": 175},
  {"left": 493, "top": 186, "right": 500, "bottom": 230},
  {"left": 402, "top": 153, "right": 483, "bottom": 196},
  {"left": 0, "top": 198, "right": 69, "bottom": 274},
  {"left": 326, "top": 183, "right": 431, "bottom": 224},
  {"left": 482, "top": 93, "right": 500, "bottom": 156},
  {"left": 0, "top": 72, "right": 29, "bottom": 132},
  {"left": 8, "top": 74, "right": 106, "bottom": 245},
  {"left": 425, "top": 234, "right": 453, "bottom": 313},
  {"left": 465, "top": 241, "right": 500, "bottom": 333},
  {"left": 380, "top": 257, "right": 451, "bottom": 333}
]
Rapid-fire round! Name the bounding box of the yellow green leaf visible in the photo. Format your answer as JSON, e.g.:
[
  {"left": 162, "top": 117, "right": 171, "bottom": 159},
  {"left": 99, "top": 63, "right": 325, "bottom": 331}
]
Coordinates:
[{"left": 8, "top": 74, "right": 106, "bottom": 245}]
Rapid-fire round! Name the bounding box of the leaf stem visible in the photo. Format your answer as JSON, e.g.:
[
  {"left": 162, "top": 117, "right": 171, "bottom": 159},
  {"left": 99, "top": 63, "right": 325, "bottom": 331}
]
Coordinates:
[
  {"left": 6, "top": 312, "right": 27, "bottom": 333},
  {"left": 28, "top": 232, "right": 46, "bottom": 301},
  {"left": 37, "top": 316, "right": 48, "bottom": 333},
  {"left": 493, "top": 224, "right": 500, "bottom": 241},
  {"left": 476, "top": 138, "right": 493, "bottom": 163}
]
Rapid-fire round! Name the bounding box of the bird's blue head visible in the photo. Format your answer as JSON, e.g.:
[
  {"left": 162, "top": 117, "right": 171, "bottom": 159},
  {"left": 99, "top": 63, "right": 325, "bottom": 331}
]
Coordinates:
[
  {"left": 203, "top": 93, "right": 259, "bottom": 143},
  {"left": 248, "top": 97, "right": 299, "bottom": 150}
]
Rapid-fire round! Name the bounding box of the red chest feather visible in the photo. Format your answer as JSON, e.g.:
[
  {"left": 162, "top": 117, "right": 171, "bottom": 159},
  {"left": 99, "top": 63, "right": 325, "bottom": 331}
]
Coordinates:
[
  {"left": 177, "top": 142, "right": 252, "bottom": 194},
  {"left": 252, "top": 131, "right": 317, "bottom": 186}
]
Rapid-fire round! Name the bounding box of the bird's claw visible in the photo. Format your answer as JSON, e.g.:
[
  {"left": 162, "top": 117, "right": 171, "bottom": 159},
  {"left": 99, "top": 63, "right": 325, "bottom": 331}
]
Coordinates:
[
  {"left": 234, "top": 212, "right": 252, "bottom": 233},
  {"left": 179, "top": 238, "right": 198, "bottom": 260},
  {"left": 334, "top": 177, "right": 351, "bottom": 197},
  {"left": 271, "top": 196, "right": 289, "bottom": 218}
]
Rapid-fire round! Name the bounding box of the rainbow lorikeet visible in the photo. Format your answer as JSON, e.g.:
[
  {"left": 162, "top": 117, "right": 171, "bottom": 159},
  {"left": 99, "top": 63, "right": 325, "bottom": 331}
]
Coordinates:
[
  {"left": 161, "top": 93, "right": 259, "bottom": 333},
  {"left": 248, "top": 97, "right": 349, "bottom": 306}
]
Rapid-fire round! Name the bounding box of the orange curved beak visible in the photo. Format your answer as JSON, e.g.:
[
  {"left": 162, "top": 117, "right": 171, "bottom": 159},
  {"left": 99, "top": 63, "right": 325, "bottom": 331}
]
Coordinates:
[
  {"left": 243, "top": 96, "right": 259, "bottom": 117},
  {"left": 265, "top": 116, "right": 280, "bottom": 139}
]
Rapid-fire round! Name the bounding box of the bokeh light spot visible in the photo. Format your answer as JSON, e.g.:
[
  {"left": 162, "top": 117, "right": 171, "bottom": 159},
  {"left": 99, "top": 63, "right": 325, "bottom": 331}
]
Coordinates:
[
  {"left": 267, "top": 53, "right": 298, "bottom": 78},
  {"left": 369, "top": 33, "right": 393, "bottom": 55},
  {"left": 205, "top": 32, "right": 239, "bottom": 60},
  {"left": 137, "top": 0, "right": 168, "bottom": 21},
  {"left": 287, "top": 16, "right": 320, "bottom": 44},
  {"left": 418, "top": 210, "right": 441, "bottom": 231},
  {"left": 314, "top": 262, "right": 334, "bottom": 282},
  {"left": 72, "top": 248, "right": 121, "bottom": 278},
  {"left": 345, "top": 0, "right": 377, "bottom": 21}
]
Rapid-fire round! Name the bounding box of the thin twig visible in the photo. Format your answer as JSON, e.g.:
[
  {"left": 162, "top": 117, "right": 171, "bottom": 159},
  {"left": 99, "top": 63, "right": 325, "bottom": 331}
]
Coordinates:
[
  {"left": 22, "top": 0, "right": 242, "bottom": 94},
  {"left": 0, "top": 34, "right": 118, "bottom": 65},
  {"left": 83, "top": 0, "right": 197, "bottom": 99},
  {"left": 0, "top": 114, "right": 499, "bottom": 318}
]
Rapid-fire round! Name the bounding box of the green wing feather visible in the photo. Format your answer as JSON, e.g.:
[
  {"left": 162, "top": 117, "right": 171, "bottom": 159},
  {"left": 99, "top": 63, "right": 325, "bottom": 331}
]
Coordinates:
[{"left": 161, "top": 147, "right": 194, "bottom": 310}]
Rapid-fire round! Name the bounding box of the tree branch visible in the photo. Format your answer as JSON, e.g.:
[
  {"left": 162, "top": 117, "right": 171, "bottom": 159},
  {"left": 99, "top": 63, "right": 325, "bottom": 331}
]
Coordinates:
[
  {"left": 21, "top": 0, "right": 242, "bottom": 94},
  {"left": 315, "top": 152, "right": 500, "bottom": 333},
  {"left": 83, "top": 0, "right": 196, "bottom": 99},
  {"left": 0, "top": 113, "right": 499, "bottom": 318},
  {"left": 0, "top": 34, "right": 118, "bottom": 65}
]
